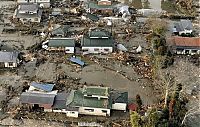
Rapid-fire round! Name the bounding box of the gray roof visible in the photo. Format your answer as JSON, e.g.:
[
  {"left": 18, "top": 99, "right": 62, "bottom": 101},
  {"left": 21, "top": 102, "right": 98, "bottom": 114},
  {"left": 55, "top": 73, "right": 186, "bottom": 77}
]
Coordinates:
[
  {"left": 52, "top": 25, "right": 70, "bottom": 36},
  {"left": 48, "top": 38, "right": 75, "bottom": 47},
  {"left": 16, "top": 4, "right": 42, "bottom": 19},
  {"left": 19, "top": 4, "right": 39, "bottom": 12},
  {"left": 111, "top": 92, "right": 128, "bottom": 104},
  {"left": 174, "top": 20, "right": 193, "bottom": 32},
  {"left": 53, "top": 93, "right": 69, "bottom": 109},
  {"left": 20, "top": 92, "right": 56, "bottom": 105},
  {"left": 0, "top": 51, "right": 19, "bottom": 62},
  {"left": 81, "top": 29, "right": 114, "bottom": 47}
]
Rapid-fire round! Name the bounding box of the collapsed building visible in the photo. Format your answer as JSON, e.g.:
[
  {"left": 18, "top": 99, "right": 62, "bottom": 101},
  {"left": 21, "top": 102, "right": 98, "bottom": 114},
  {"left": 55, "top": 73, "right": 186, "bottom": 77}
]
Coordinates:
[{"left": 17, "top": 0, "right": 50, "bottom": 8}]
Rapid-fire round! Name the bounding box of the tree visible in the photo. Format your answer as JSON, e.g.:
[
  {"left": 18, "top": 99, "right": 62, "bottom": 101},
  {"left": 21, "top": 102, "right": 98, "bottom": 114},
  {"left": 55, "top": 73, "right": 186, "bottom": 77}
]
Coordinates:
[
  {"left": 130, "top": 111, "right": 141, "bottom": 127},
  {"left": 136, "top": 94, "right": 143, "bottom": 111}
]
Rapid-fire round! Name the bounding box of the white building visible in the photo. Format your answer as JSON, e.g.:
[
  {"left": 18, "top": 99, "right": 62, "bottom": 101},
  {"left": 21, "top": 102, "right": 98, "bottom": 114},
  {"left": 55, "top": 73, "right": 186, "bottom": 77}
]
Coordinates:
[
  {"left": 42, "top": 38, "right": 75, "bottom": 53},
  {"left": 13, "top": 4, "right": 42, "bottom": 23},
  {"left": 0, "top": 51, "right": 20, "bottom": 68},
  {"left": 17, "top": 0, "right": 50, "bottom": 8},
  {"left": 81, "top": 28, "right": 114, "bottom": 54}
]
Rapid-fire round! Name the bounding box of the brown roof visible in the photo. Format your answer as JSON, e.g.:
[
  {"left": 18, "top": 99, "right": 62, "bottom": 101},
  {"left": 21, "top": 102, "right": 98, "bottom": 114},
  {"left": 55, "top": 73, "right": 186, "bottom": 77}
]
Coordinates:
[{"left": 172, "top": 36, "right": 200, "bottom": 47}]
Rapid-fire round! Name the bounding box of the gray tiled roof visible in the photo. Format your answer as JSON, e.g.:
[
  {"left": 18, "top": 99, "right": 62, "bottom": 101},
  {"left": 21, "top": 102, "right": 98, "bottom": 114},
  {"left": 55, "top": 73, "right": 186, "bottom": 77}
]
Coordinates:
[
  {"left": 174, "top": 20, "right": 193, "bottom": 32},
  {"left": 19, "top": 4, "right": 39, "bottom": 12},
  {"left": 0, "top": 51, "right": 19, "bottom": 62},
  {"left": 20, "top": 92, "right": 56, "bottom": 105},
  {"left": 81, "top": 29, "right": 114, "bottom": 47},
  {"left": 48, "top": 38, "right": 75, "bottom": 47}
]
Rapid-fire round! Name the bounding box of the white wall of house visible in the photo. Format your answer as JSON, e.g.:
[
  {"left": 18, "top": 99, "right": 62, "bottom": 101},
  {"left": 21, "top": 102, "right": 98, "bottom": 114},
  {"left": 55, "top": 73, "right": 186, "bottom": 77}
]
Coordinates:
[
  {"left": 4, "top": 62, "right": 17, "bottom": 68},
  {"left": 79, "top": 107, "right": 110, "bottom": 116},
  {"left": 53, "top": 109, "right": 79, "bottom": 117},
  {"left": 176, "top": 49, "right": 200, "bottom": 55},
  {"left": 65, "top": 47, "right": 75, "bottom": 54},
  {"left": 20, "top": 17, "right": 41, "bottom": 23},
  {"left": 112, "top": 103, "right": 127, "bottom": 111},
  {"left": 179, "top": 30, "right": 193, "bottom": 35},
  {"left": 44, "top": 108, "right": 52, "bottom": 112},
  {"left": 82, "top": 47, "right": 113, "bottom": 54}
]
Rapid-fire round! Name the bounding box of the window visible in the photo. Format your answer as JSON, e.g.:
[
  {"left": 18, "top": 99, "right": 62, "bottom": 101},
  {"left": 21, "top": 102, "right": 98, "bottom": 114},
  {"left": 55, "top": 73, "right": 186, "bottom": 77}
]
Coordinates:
[
  {"left": 34, "top": 18, "right": 38, "bottom": 21},
  {"left": 8, "top": 62, "right": 13, "bottom": 66},
  {"left": 94, "top": 48, "right": 99, "bottom": 51},
  {"left": 65, "top": 49, "right": 70, "bottom": 51},
  {"left": 85, "top": 109, "right": 94, "bottom": 112},
  {"left": 104, "top": 48, "right": 109, "bottom": 51},
  {"left": 102, "top": 110, "right": 107, "bottom": 113},
  {"left": 71, "top": 112, "right": 75, "bottom": 114},
  {"left": 83, "top": 49, "right": 88, "bottom": 52},
  {"left": 23, "top": 18, "right": 27, "bottom": 21}
]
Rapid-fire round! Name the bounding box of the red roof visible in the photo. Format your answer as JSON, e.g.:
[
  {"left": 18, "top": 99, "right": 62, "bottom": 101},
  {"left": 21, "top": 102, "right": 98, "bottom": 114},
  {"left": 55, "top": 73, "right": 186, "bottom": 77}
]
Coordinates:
[
  {"left": 128, "top": 103, "right": 137, "bottom": 111},
  {"left": 173, "top": 36, "right": 200, "bottom": 47}
]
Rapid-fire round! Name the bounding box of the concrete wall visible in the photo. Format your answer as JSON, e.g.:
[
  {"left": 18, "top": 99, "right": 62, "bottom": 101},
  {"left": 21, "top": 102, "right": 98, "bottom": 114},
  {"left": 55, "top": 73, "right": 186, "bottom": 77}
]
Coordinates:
[
  {"left": 112, "top": 103, "right": 127, "bottom": 111},
  {"left": 79, "top": 107, "right": 110, "bottom": 116},
  {"left": 4, "top": 62, "right": 17, "bottom": 68},
  {"left": 65, "top": 47, "right": 75, "bottom": 54},
  {"left": 82, "top": 47, "right": 113, "bottom": 54}
]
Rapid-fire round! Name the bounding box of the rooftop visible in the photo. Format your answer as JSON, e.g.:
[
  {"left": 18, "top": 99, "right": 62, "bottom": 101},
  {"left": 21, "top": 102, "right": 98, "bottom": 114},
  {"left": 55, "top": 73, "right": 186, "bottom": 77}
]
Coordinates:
[
  {"left": 70, "top": 90, "right": 111, "bottom": 108},
  {"left": 53, "top": 93, "right": 69, "bottom": 109},
  {"left": 20, "top": 92, "right": 56, "bottom": 105},
  {"left": 81, "top": 28, "right": 114, "bottom": 47},
  {"left": 30, "top": 82, "right": 55, "bottom": 92},
  {"left": 48, "top": 38, "right": 75, "bottom": 47},
  {"left": 0, "top": 51, "right": 19, "bottom": 63},
  {"left": 88, "top": 1, "right": 114, "bottom": 10},
  {"left": 174, "top": 20, "right": 193, "bottom": 32},
  {"left": 82, "top": 86, "right": 110, "bottom": 97},
  {"left": 18, "top": 4, "right": 39, "bottom": 12},
  {"left": 172, "top": 36, "right": 200, "bottom": 48}
]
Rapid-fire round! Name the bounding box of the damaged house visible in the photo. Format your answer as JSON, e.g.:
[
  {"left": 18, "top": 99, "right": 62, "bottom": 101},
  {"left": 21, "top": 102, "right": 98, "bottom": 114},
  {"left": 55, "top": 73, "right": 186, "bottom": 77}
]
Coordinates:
[
  {"left": 0, "top": 51, "right": 20, "bottom": 68},
  {"left": 173, "top": 20, "right": 193, "bottom": 36},
  {"left": 42, "top": 38, "right": 75, "bottom": 53},
  {"left": 81, "top": 28, "right": 115, "bottom": 54},
  {"left": 17, "top": 0, "right": 50, "bottom": 8},
  {"left": 168, "top": 36, "right": 200, "bottom": 55},
  {"left": 13, "top": 4, "right": 42, "bottom": 23}
]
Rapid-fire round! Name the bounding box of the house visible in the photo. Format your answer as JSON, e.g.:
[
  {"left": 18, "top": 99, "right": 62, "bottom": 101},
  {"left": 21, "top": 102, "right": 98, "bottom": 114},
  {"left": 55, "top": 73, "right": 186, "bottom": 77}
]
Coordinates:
[
  {"left": 0, "top": 51, "right": 20, "bottom": 68},
  {"left": 173, "top": 20, "right": 193, "bottom": 35},
  {"left": 86, "top": 0, "right": 114, "bottom": 15},
  {"left": 13, "top": 4, "right": 42, "bottom": 23},
  {"left": 42, "top": 38, "right": 75, "bottom": 53},
  {"left": 65, "top": 86, "right": 112, "bottom": 117},
  {"left": 17, "top": 0, "right": 50, "bottom": 8},
  {"left": 81, "top": 28, "right": 115, "bottom": 54},
  {"left": 168, "top": 36, "right": 200, "bottom": 55}
]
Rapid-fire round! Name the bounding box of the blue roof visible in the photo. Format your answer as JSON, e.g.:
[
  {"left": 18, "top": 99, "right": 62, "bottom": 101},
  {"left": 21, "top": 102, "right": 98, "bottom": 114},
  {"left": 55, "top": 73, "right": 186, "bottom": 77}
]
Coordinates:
[
  {"left": 31, "top": 82, "right": 55, "bottom": 92},
  {"left": 69, "top": 57, "right": 85, "bottom": 66}
]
